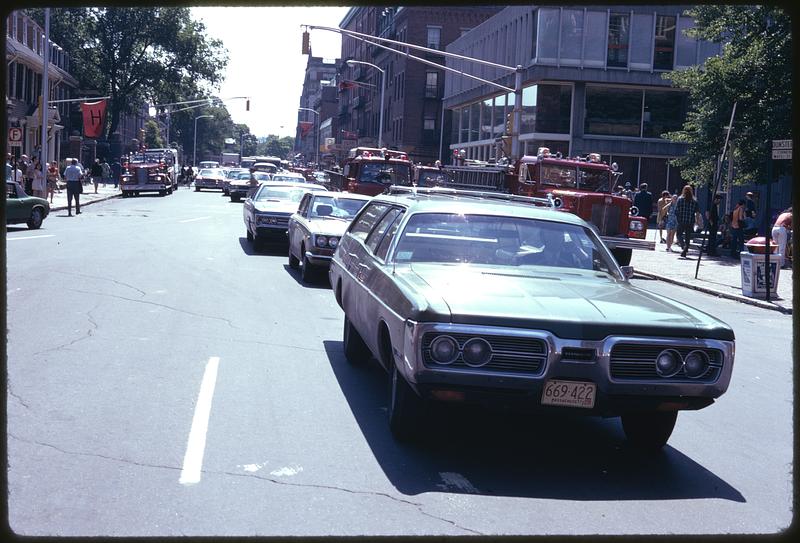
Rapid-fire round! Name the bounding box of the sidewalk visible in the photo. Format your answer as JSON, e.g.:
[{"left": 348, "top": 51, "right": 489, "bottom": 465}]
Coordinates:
[
  {"left": 47, "top": 181, "right": 121, "bottom": 213},
  {"left": 632, "top": 227, "right": 793, "bottom": 315}
]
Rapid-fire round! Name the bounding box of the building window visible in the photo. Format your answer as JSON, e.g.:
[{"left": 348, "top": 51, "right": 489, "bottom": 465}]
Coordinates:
[
  {"left": 493, "top": 94, "right": 506, "bottom": 138},
  {"left": 469, "top": 102, "right": 480, "bottom": 142},
  {"left": 559, "top": 9, "right": 584, "bottom": 64},
  {"left": 607, "top": 13, "right": 630, "bottom": 68},
  {"left": 642, "top": 90, "right": 687, "bottom": 138},
  {"left": 459, "top": 107, "right": 469, "bottom": 143},
  {"left": 480, "top": 98, "right": 492, "bottom": 140},
  {"left": 425, "top": 71, "right": 438, "bottom": 98},
  {"left": 535, "top": 84, "right": 572, "bottom": 134},
  {"left": 653, "top": 15, "right": 676, "bottom": 70},
  {"left": 427, "top": 26, "right": 441, "bottom": 50},
  {"left": 423, "top": 116, "right": 435, "bottom": 131},
  {"left": 584, "top": 86, "right": 643, "bottom": 137}
]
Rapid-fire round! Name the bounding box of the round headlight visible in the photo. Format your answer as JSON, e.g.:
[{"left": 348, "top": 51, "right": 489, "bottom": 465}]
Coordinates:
[
  {"left": 328, "top": 237, "right": 339, "bottom": 248},
  {"left": 683, "top": 350, "right": 709, "bottom": 378},
  {"left": 655, "top": 349, "right": 682, "bottom": 378},
  {"left": 462, "top": 338, "right": 492, "bottom": 367},
  {"left": 430, "top": 336, "right": 458, "bottom": 364},
  {"left": 316, "top": 236, "right": 328, "bottom": 248}
]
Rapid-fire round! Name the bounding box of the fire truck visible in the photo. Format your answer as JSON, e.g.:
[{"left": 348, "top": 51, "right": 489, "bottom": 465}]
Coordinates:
[
  {"left": 120, "top": 151, "right": 177, "bottom": 197},
  {"left": 325, "top": 147, "right": 414, "bottom": 196},
  {"left": 436, "top": 148, "right": 653, "bottom": 265}
]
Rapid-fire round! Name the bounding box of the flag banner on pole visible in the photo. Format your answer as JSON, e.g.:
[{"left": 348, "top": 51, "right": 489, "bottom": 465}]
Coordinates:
[
  {"left": 80, "top": 99, "right": 107, "bottom": 138},
  {"left": 299, "top": 122, "right": 314, "bottom": 137}
]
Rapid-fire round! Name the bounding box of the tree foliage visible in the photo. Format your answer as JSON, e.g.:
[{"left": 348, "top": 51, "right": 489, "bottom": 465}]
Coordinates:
[
  {"left": 143, "top": 119, "right": 164, "bottom": 148},
  {"left": 663, "top": 5, "right": 791, "bottom": 187},
  {"left": 258, "top": 135, "right": 295, "bottom": 158},
  {"left": 31, "top": 7, "right": 229, "bottom": 139}
]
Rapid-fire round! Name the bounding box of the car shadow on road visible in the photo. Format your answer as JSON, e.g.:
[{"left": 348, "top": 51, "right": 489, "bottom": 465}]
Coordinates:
[
  {"left": 282, "top": 264, "right": 332, "bottom": 290},
  {"left": 323, "top": 340, "right": 745, "bottom": 502},
  {"left": 238, "top": 237, "right": 289, "bottom": 257}
]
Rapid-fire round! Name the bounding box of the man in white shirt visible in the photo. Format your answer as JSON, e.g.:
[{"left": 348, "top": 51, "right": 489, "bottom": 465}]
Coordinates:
[{"left": 63, "top": 159, "right": 84, "bottom": 216}]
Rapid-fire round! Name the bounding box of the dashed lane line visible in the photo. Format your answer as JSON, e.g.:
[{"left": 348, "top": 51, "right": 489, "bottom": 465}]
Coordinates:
[{"left": 179, "top": 356, "right": 220, "bottom": 485}]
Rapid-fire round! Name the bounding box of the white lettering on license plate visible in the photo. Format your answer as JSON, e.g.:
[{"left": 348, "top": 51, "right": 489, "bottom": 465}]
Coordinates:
[{"left": 541, "top": 379, "right": 596, "bottom": 409}]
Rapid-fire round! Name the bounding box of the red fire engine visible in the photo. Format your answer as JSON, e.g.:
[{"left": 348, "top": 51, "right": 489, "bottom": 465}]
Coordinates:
[
  {"left": 325, "top": 147, "right": 414, "bottom": 196},
  {"left": 439, "top": 147, "right": 653, "bottom": 265}
]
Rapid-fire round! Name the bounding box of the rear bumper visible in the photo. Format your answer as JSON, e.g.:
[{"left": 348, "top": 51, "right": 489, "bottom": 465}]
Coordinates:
[
  {"left": 121, "top": 184, "right": 168, "bottom": 192},
  {"left": 601, "top": 236, "right": 655, "bottom": 251}
]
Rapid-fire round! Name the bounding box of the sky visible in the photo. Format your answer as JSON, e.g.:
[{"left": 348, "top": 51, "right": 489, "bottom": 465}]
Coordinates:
[{"left": 191, "top": 6, "right": 350, "bottom": 139}]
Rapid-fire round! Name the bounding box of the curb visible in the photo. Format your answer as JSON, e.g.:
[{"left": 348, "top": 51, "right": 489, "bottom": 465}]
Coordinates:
[
  {"left": 51, "top": 193, "right": 120, "bottom": 212},
  {"left": 633, "top": 269, "right": 793, "bottom": 315}
]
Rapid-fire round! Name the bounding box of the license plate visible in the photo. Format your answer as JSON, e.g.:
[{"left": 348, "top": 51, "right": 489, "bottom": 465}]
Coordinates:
[{"left": 541, "top": 380, "right": 596, "bottom": 409}]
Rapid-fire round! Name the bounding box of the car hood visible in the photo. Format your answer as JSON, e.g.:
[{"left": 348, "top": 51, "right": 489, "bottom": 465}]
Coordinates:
[
  {"left": 395, "top": 264, "right": 734, "bottom": 341},
  {"left": 252, "top": 200, "right": 298, "bottom": 214},
  {"left": 305, "top": 217, "right": 350, "bottom": 236}
]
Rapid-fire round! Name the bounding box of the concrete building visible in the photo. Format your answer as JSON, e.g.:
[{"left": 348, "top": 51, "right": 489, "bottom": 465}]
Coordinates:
[
  {"left": 295, "top": 55, "right": 339, "bottom": 164},
  {"left": 443, "top": 5, "right": 724, "bottom": 197},
  {"left": 337, "top": 6, "right": 501, "bottom": 164}
]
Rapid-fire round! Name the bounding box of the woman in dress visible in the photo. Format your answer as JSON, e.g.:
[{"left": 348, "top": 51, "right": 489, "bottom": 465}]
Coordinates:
[
  {"left": 32, "top": 160, "right": 46, "bottom": 198},
  {"left": 46, "top": 162, "right": 60, "bottom": 203},
  {"left": 664, "top": 194, "right": 679, "bottom": 252},
  {"left": 656, "top": 190, "right": 671, "bottom": 243}
]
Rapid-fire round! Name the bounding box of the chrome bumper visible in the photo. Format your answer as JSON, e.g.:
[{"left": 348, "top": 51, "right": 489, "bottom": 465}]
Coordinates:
[{"left": 601, "top": 236, "right": 655, "bottom": 251}]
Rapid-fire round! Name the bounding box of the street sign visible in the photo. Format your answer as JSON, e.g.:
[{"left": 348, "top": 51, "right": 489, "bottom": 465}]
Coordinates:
[
  {"left": 8, "top": 127, "right": 22, "bottom": 147},
  {"left": 772, "top": 139, "right": 792, "bottom": 150},
  {"left": 772, "top": 149, "right": 792, "bottom": 160}
]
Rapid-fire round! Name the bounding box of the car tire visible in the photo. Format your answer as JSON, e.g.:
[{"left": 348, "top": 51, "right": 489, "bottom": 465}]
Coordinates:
[
  {"left": 388, "top": 362, "right": 424, "bottom": 442},
  {"left": 27, "top": 207, "right": 44, "bottom": 229},
  {"left": 231, "top": 195, "right": 240, "bottom": 203},
  {"left": 246, "top": 229, "right": 253, "bottom": 242},
  {"left": 195, "top": 187, "right": 200, "bottom": 192},
  {"left": 621, "top": 410, "right": 678, "bottom": 451},
  {"left": 300, "top": 252, "right": 315, "bottom": 283},
  {"left": 343, "top": 315, "right": 370, "bottom": 365},
  {"left": 289, "top": 249, "right": 299, "bottom": 269}
]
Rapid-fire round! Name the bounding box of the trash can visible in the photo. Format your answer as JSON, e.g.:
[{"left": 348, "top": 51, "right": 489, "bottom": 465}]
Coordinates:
[{"left": 740, "top": 237, "right": 780, "bottom": 298}]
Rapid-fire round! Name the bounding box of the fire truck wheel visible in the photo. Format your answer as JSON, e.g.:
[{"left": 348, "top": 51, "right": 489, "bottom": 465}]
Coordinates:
[
  {"left": 195, "top": 186, "right": 200, "bottom": 192},
  {"left": 611, "top": 248, "right": 632, "bottom": 266}
]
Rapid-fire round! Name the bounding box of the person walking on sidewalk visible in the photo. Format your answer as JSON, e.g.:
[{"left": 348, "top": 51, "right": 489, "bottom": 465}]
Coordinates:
[
  {"left": 664, "top": 194, "right": 678, "bottom": 252},
  {"left": 111, "top": 158, "right": 121, "bottom": 189},
  {"left": 46, "top": 162, "right": 60, "bottom": 203},
  {"left": 32, "top": 160, "right": 46, "bottom": 198},
  {"left": 100, "top": 158, "right": 111, "bottom": 187},
  {"left": 705, "top": 193, "right": 722, "bottom": 256},
  {"left": 64, "top": 158, "right": 83, "bottom": 216},
  {"left": 656, "top": 190, "right": 671, "bottom": 243},
  {"left": 729, "top": 199, "right": 747, "bottom": 259},
  {"left": 675, "top": 185, "right": 700, "bottom": 258},
  {"left": 633, "top": 182, "right": 653, "bottom": 222},
  {"left": 771, "top": 206, "right": 792, "bottom": 268},
  {"left": 90, "top": 158, "right": 103, "bottom": 194}
]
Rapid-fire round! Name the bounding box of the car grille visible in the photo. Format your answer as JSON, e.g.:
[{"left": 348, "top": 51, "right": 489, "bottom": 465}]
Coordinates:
[
  {"left": 561, "top": 347, "right": 596, "bottom": 362},
  {"left": 610, "top": 343, "right": 723, "bottom": 381},
  {"left": 590, "top": 202, "right": 621, "bottom": 236},
  {"left": 421, "top": 332, "right": 547, "bottom": 374},
  {"left": 257, "top": 214, "right": 290, "bottom": 227}
]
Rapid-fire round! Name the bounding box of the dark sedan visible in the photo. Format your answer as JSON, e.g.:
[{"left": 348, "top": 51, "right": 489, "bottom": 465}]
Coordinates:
[
  {"left": 329, "top": 187, "right": 735, "bottom": 450},
  {"left": 242, "top": 182, "right": 327, "bottom": 248}
]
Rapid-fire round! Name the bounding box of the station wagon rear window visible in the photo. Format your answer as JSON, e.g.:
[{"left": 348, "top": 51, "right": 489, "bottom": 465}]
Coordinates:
[{"left": 254, "top": 186, "right": 308, "bottom": 202}]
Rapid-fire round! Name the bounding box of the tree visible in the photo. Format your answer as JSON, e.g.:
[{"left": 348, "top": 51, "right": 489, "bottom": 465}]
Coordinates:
[
  {"left": 663, "top": 6, "right": 791, "bottom": 187},
  {"left": 143, "top": 120, "right": 164, "bottom": 148},
  {"left": 258, "top": 135, "right": 295, "bottom": 158},
  {"left": 31, "top": 7, "right": 228, "bottom": 140}
]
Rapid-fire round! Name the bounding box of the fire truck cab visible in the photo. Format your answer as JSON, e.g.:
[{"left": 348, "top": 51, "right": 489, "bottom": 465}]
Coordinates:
[
  {"left": 326, "top": 147, "right": 413, "bottom": 196},
  {"left": 121, "top": 151, "right": 176, "bottom": 197}
]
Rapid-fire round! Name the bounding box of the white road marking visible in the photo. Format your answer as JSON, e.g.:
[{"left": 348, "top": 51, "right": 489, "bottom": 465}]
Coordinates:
[
  {"left": 179, "top": 356, "right": 220, "bottom": 485},
  {"left": 7, "top": 234, "right": 55, "bottom": 241},
  {"left": 437, "top": 472, "right": 479, "bottom": 493},
  {"left": 270, "top": 464, "right": 303, "bottom": 477},
  {"left": 239, "top": 461, "right": 268, "bottom": 473},
  {"left": 179, "top": 216, "right": 211, "bottom": 223}
]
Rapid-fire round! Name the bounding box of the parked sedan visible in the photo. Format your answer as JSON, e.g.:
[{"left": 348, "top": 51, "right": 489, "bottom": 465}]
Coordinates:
[
  {"left": 287, "top": 192, "right": 372, "bottom": 282},
  {"left": 229, "top": 171, "right": 270, "bottom": 202},
  {"left": 223, "top": 168, "right": 249, "bottom": 195},
  {"left": 329, "top": 187, "right": 735, "bottom": 449},
  {"left": 6, "top": 181, "right": 49, "bottom": 229},
  {"left": 243, "top": 182, "right": 327, "bottom": 248},
  {"left": 194, "top": 168, "right": 226, "bottom": 191}
]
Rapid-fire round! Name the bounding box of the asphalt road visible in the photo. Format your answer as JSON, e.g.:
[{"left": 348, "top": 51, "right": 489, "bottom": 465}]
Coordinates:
[{"left": 5, "top": 189, "right": 793, "bottom": 536}]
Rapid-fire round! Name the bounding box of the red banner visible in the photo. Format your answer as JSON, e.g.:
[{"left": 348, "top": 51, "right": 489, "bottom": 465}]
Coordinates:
[
  {"left": 299, "top": 121, "right": 313, "bottom": 137},
  {"left": 80, "top": 99, "right": 107, "bottom": 138}
]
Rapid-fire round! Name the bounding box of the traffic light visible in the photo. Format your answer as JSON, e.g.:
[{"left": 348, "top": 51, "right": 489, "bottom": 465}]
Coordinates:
[
  {"left": 505, "top": 113, "right": 514, "bottom": 135},
  {"left": 301, "top": 31, "right": 310, "bottom": 55}
]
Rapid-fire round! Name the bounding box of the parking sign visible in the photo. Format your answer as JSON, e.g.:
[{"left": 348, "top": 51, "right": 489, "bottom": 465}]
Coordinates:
[{"left": 8, "top": 127, "right": 22, "bottom": 147}]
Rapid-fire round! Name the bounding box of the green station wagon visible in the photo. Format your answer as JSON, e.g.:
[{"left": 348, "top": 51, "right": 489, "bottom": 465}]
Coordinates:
[
  {"left": 329, "top": 187, "right": 735, "bottom": 450},
  {"left": 6, "top": 181, "right": 50, "bottom": 229}
]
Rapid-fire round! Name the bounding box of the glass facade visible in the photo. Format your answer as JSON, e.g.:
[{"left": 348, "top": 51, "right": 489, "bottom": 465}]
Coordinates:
[
  {"left": 480, "top": 98, "right": 493, "bottom": 140},
  {"left": 493, "top": 94, "right": 506, "bottom": 137},
  {"left": 535, "top": 84, "right": 571, "bottom": 134},
  {"left": 585, "top": 86, "right": 642, "bottom": 137},
  {"left": 654, "top": 15, "right": 676, "bottom": 70},
  {"left": 607, "top": 13, "right": 630, "bottom": 68},
  {"left": 469, "top": 102, "right": 480, "bottom": 142},
  {"left": 643, "top": 90, "right": 687, "bottom": 138},
  {"left": 559, "top": 9, "right": 583, "bottom": 64}
]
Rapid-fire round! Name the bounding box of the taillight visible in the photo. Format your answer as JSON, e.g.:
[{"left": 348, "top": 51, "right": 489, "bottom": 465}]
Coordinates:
[{"left": 347, "top": 181, "right": 357, "bottom": 192}]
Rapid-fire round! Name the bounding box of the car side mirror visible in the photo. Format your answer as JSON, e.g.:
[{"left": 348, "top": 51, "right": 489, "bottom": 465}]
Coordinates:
[{"left": 620, "top": 265, "right": 634, "bottom": 280}]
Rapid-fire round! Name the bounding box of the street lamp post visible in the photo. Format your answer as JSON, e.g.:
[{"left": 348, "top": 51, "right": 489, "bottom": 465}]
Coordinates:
[
  {"left": 298, "top": 107, "right": 319, "bottom": 167},
  {"left": 193, "top": 115, "right": 212, "bottom": 167},
  {"left": 346, "top": 60, "right": 385, "bottom": 149}
]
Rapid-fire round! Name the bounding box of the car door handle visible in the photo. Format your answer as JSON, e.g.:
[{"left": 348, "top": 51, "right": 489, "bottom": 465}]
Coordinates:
[
  {"left": 348, "top": 253, "right": 358, "bottom": 258},
  {"left": 357, "top": 263, "right": 370, "bottom": 269}
]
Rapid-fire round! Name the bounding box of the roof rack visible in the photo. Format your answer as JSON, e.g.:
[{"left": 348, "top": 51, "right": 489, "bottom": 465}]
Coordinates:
[{"left": 387, "top": 185, "right": 557, "bottom": 208}]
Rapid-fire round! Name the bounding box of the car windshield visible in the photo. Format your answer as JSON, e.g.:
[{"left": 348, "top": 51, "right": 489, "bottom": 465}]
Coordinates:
[
  {"left": 254, "top": 185, "right": 308, "bottom": 203},
  {"left": 272, "top": 175, "right": 304, "bottom": 183},
  {"left": 535, "top": 164, "right": 611, "bottom": 192},
  {"left": 392, "top": 213, "right": 617, "bottom": 275},
  {"left": 198, "top": 169, "right": 220, "bottom": 177},
  {"left": 310, "top": 196, "right": 368, "bottom": 219},
  {"left": 239, "top": 172, "right": 270, "bottom": 181},
  {"left": 360, "top": 163, "right": 411, "bottom": 185}
]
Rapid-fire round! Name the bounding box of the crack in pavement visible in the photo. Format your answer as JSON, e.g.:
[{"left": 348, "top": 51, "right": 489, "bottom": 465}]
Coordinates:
[
  {"left": 6, "top": 382, "right": 32, "bottom": 410},
  {"left": 58, "top": 271, "right": 147, "bottom": 297},
  {"left": 64, "top": 288, "right": 240, "bottom": 329},
  {"left": 7, "top": 433, "right": 484, "bottom": 535},
  {"left": 32, "top": 301, "right": 102, "bottom": 356}
]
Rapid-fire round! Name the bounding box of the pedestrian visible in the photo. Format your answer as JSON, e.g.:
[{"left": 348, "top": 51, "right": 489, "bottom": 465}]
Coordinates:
[
  {"left": 21, "top": 154, "right": 34, "bottom": 194},
  {"left": 46, "top": 162, "right": 60, "bottom": 203},
  {"left": 771, "top": 206, "right": 792, "bottom": 268},
  {"left": 63, "top": 158, "right": 83, "bottom": 216},
  {"left": 674, "top": 184, "right": 701, "bottom": 258},
  {"left": 623, "top": 182, "right": 633, "bottom": 200},
  {"left": 100, "top": 158, "right": 111, "bottom": 187},
  {"left": 729, "top": 199, "right": 747, "bottom": 259},
  {"left": 705, "top": 193, "right": 722, "bottom": 256},
  {"left": 656, "top": 190, "right": 671, "bottom": 243},
  {"left": 32, "top": 160, "right": 46, "bottom": 198},
  {"left": 633, "top": 182, "right": 653, "bottom": 221},
  {"left": 665, "top": 194, "right": 678, "bottom": 251},
  {"left": 111, "top": 158, "right": 122, "bottom": 189},
  {"left": 90, "top": 158, "right": 103, "bottom": 194},
  {"left": 743, "top": 191, "right": 758, "bottom": 239},
  {"left": 5, "top": 153, "right": 12, "bottom": 182}
]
